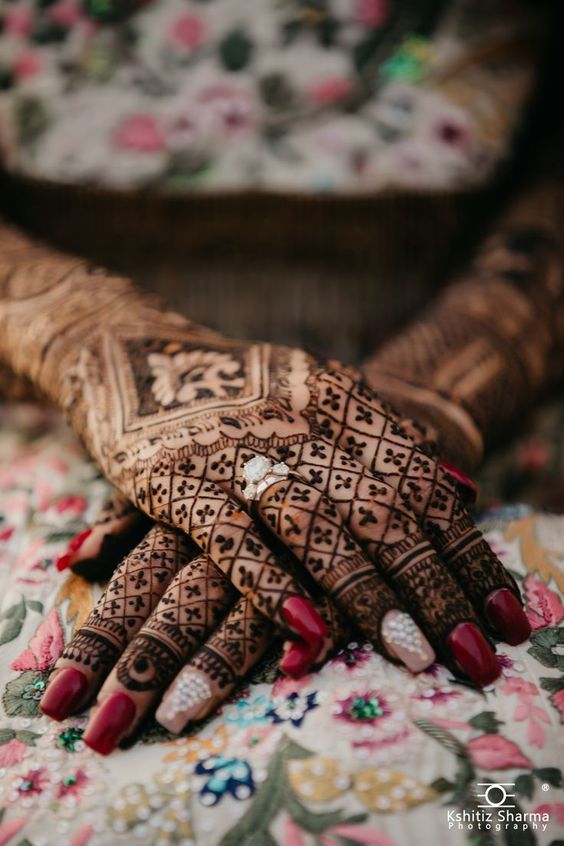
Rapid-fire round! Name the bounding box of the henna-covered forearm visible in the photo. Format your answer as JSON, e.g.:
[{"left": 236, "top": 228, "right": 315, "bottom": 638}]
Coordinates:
[{"left": 361, "top": 185, "right": 564, "bottom": 469}]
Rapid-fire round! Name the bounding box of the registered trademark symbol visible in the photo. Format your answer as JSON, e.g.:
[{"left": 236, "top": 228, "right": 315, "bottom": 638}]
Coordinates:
[{"left": 542, "top": 783, "right": 550, "bottom": 791}]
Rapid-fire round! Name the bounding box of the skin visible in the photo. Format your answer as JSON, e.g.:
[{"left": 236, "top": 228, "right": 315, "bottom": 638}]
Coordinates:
[{"left": 0, "top": 222, "right": 530, "bottom": 740}]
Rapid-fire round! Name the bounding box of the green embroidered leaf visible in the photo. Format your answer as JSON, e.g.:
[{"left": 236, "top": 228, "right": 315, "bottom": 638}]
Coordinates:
[
  {"left": 285, "top": 789, "right": 348, "bottom": 834},
  {"left": 0, "top": 728, "right": 16, "bottom": 745},
  {"left": 317, "top": 17, "right": 339, "bottom": 48},
  {"left": 2, "top": 671, "right": 46, "bottom": 718},
  {"left": 503, "top": 801, "right": 535, "bottom": 846},
  {"left": 26, "top": 601, "right": 43, "bottom": 614},
  {"left": 527, "top": 627, "right": 564, "bottom": 670},
  {"left": 540, "top": 676, "right": 564, "bottom": 693},
  {"left": 468, "top": 711, "right": 503, "bottom": 734},
  {"left": 0, "top": 598, "right": 26, "bottom": 646},
  {"left": 219, "top": 29, "right": 254, "bottom": 72},
  {"left": 15, "top": 730, "right": 40, "bottom": 747},
  {"left": 514, "top": 773, "right": 535, "bottom": 800},
  {"left": 281, "top": 19, "right": 302, "bottom": 47},
  {"left": 533, "top": 767, "right": 563, "bottom": 787},
  {"left": 259, "top": 73, "right": 297, "bottom": 111},
  {"left": 413, "top": 719, "right": 468, "bottom": 758}
]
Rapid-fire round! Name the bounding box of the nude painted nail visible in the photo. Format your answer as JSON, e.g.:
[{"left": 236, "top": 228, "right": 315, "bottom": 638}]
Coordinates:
[
  {"left": 381, "top": 610, "right": 436, "bottom": 672},
  {"left": 156, "top": 669, "right": 213, "bottom": 734}
]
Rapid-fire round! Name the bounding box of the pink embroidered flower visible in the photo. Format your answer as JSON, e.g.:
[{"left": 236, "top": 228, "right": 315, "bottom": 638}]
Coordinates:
[
  {"left": 4, "top": 8, "right": 34, "bottom": 36},
  {"left": 196, "top": 85, "right": 256, "bottom": 135},
  {"left": 330, "top": 642, "right": 372, "bottom": 672},
  {"left": 524, "top": 574, "right": 564, "bottom": 630},
  {"left": 334, "top": 690, "right": 391, "bottom": 725},
  {"left": 532, "top": 803, "right": 564, "bottom": 826},
  {"left": 327, "top": 825, "right": 393, "bottom": 846},
  {"left": 0, "top": 526, "right": 15, "bottom": 542},
  {"left": 13, "top": 52, "right": 42, "bottom": 81},
  {"left": 11, "top": 607, "right": 64, "bottom": 672},
  {"left": 468, "top": 734, "right": 532, "bottom": 770},
  {"left": 13, "top": 767, "right": 49, "bottom": 798},
  {"left": 271, "top": 673, "right": 312, "bottom": 698},
  {"left": 500, "top": 676, "right": 549, "bottom": 748},
  {"left": 113, "top": 115, "right": 166, "bottom": 153},
  {"left": 54, "top": 494, "right": 88, "bottom": 517},
  {"left": 356, "top": 0, "right": 389, "bottom": 28},
  {"left": 57, "top": 768, "right": 89, "bottom": 799},
  {"left": 307, "top": 77, "right": 352, "bottom": 106},
  {"left": 0, "top": 739, "right": 27, "bottom": 768},
  {"left": 551, "top": 688, "right": 564, "bottom": 722},
  {"left": 168, "top": 13, "right": 206, "bottom": 50},
  {"left": 48, "top": 0, "right": 82, "bottom": 28},
  {"left": 501, "top": 677, "right": 538, "bottom": 697}
]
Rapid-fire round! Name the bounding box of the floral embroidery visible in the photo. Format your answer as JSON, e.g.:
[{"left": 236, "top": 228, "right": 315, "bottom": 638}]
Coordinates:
[
  {"left": 267, "top": 691, "right": 320, "bottom": 727},
  {"left": 195, "top": 756, "right": 255, "bottom": 805},
  {"left": 0, "top": 404, "right": 563, "bottom": 843},
  {"left": 0, "top": 1, "right": 539, "bottom": 193}
]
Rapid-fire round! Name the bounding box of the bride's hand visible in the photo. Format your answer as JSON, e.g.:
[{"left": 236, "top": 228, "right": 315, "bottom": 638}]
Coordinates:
[
  {"left": 45, "top": 280, "right": 529, "bottom": 684},
  {"left": 43, "top": 493, "right": 346, "bottom": 751},
  {"left": 1, "top": 237, "right": 530, "bottom": 745}
]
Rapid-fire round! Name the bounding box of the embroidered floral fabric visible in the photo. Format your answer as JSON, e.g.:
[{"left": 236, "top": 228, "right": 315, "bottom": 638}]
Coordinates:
[
  {"left": 0, "top": 0, "right": 541, "bottom": 193},
  {"left": 0, "top": 402, "right": 562, "bottom": 845}
]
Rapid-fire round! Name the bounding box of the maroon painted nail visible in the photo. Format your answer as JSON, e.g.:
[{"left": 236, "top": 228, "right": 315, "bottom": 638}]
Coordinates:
[
  {"left": 40, "top": 668, "right": 88, "bottom": 721},
  {"left": 279, "top": 641, "right": 315, "bottom": 678},
  {"left": 281, "top": 597, "right": 327, "bottom": 673},
  {"left": 56, "top": 529, "right": 93, "bottom": 571},
  {"left": 448, "top": 622, "right": 501, "bottom": 687},
  {"left": 439, "top": 462, "right": 478, "bottom": 504},
  {"left": 84, "top": 693, "right": 136, "bottom": 756},
  {"left": 485, "top": 588, "right": 531, "bottom": 646}
]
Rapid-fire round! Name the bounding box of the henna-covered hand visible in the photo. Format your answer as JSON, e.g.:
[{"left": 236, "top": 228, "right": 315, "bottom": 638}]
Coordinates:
[
  {"left": 0, "top": 225, "right": 531, "bottom": 721},
  {"left": 43, "top": 497, "right": 346, "bottom": 750}
]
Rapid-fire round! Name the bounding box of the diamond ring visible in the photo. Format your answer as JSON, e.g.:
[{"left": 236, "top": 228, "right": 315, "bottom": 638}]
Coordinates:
[{"left": 241, "top": 455, "right": 291, "bottom": 501}]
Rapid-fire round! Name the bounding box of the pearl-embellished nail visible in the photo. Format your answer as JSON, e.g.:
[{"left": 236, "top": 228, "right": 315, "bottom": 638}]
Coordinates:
[
  {"left": 156, "top": 670, "right": 212, "bottom": 734},
  {"left": 381, "top": 610, "right": 435, "bottom": 672}
]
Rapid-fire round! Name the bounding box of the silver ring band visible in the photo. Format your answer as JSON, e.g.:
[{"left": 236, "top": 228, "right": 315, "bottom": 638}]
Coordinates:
[{"left": 241, "top": 455, "right": 291, "bottom": 502}]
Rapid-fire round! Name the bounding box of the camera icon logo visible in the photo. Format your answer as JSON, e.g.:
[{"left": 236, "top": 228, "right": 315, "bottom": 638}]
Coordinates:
[{"left": 476, "top": 783, "right": 516, "bottom": 808}]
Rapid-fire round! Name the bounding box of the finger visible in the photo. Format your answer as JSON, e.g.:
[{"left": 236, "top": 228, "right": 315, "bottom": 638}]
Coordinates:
[
  {"left": 319, "top": 370, "right": 530, "bottom": 645},
  {"left": 56, "top": 491, "right": 151, "bottom": 581},
  {"left": 256, "top": 476, "right": 436, "bottom": 673},
  {"left": 41, "top": 524, "right": 192, "bottom": 722},
  {"left": 143, "top": 463, "right": 328, "bottom": 668},
  {"left": 82, "top": 554, "right": 236, "bottom": 754},
  {"left": 156, "top": 595, "right": 273, "bottom": 734}
]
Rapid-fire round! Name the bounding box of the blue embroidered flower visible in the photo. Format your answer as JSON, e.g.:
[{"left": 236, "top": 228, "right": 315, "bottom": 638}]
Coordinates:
[
  {"left": 195, "top": 756, "right": 255, "bottom": 806},
  {"left": 267, "top": 691, "right": 319, "bottom": 727},
  {"left": 224, "top": 694, "right": 273, "bottom": 728}
]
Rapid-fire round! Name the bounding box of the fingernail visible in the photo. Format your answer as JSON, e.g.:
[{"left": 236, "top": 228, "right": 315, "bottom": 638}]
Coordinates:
[
  {"left": 448, "top": 622, "right": 501, "bottom": 687},
  {"left": 485, "top": 588, "right": 531, "bottom": 646},
  {"left": 156, "top": 670, "right": 213, "bottom": 735},
  {"left": 381, "top": 610, "right": 436, "bottom": 672},
  {"left": 40, "top": 668, "right": 89, "bottom": 721},
  {"left": 439, "top": 462, "right": 478, "bottom": 504},
  {"left": 83, "top": 693, "right": 136, "bottom": 755},
  {"left": 281, "top": 596, "right": 327, "bottom": 667},
  {"left": 279, "top": 641, "right": 316, "bottom": 678},
  {"left": 56, "top": 529, "right": 93, "bottom": 571},
  {"left": 69, "top": 529, "right": 92, "bottom": 553}
]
